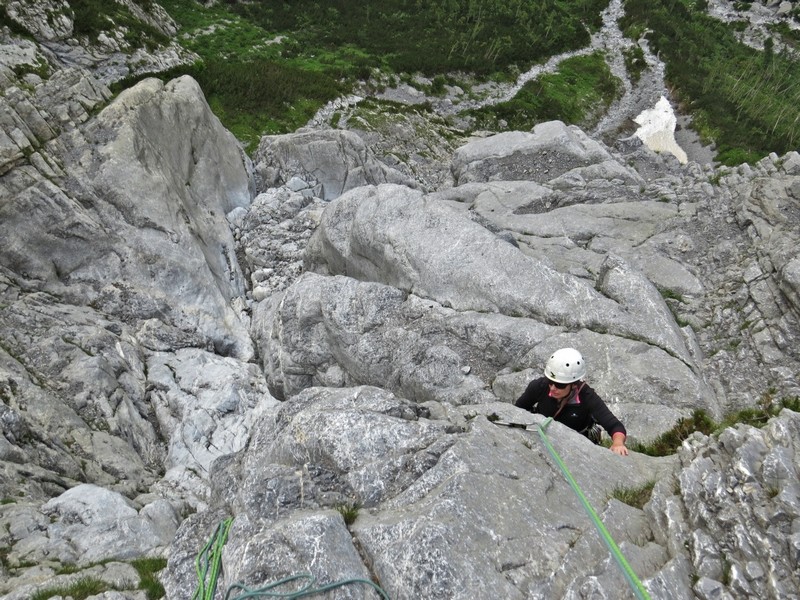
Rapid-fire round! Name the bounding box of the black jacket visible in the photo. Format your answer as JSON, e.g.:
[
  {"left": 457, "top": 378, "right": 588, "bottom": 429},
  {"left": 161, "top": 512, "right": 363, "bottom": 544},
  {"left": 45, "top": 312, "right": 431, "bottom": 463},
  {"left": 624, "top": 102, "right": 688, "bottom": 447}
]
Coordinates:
[{"left": 515, "top": 377, "right": 626, "bottom": 437}]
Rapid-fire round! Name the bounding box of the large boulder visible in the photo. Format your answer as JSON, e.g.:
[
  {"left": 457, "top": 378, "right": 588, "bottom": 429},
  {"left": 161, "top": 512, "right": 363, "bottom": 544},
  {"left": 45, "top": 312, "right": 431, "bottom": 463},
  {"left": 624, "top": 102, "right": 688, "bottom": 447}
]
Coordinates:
[
  {"left": 450, "top": 121, "right": 641, "bottom": 186},
  {"left": 253, "top": 272, "right": 709, "bottom": 440},
  {"left": 252, "top": 128, "right": 418, "bottom": 200},
  {"left": 304, "top": 183, "right": 697, "bottom": 368},
  {"left": 429, "top": 179, "right": 704, "bottom": 297}
]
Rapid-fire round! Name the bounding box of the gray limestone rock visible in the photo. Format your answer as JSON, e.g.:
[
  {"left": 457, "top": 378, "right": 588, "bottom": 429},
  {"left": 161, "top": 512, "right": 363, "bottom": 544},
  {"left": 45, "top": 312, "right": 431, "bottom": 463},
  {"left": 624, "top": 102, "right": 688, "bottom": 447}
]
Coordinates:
[
  {"left": 450, "top": 121, "right": 633, "bottom": 185},
  {"left": 9, "top": 484, "right": 179, "bottom": 566},
  {"left": 4, "top": 5, "right": 800, "bottom": 598},
  {"left": 304, "top": 183, "right": 697, "bottom": 368},
  {"left": 2, "top": 75, "right": 256, "bottom": 360},
  {"left": 252, "top": 128, "right": 418, "bottom": 200},
  {"left": 254, "top": 271, "right": 710, "bottom": 440},
  {"left": 3, "top": 0, "right": 196, "bottom": 85},
  {"left": 162, "top": 386, "right": 677, "bottom": 599}
]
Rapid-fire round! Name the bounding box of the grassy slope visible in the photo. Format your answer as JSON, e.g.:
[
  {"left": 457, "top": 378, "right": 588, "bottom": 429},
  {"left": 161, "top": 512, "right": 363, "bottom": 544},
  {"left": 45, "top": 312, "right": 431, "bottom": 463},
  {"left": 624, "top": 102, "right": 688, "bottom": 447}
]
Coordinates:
[
  {"left": 141, "top": 0, "right": 614, "bottom": 151},
  {"left": 121, "top": 0, "right": 798, "bottom": 162}
]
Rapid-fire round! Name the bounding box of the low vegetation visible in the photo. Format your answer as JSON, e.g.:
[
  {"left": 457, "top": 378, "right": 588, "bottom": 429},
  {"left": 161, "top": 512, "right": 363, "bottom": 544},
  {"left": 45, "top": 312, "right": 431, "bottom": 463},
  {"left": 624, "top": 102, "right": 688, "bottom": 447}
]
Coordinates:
[
  {"left": 468, "top": 51, "right": 622, "bottom": 131},
  {"left": 31, "top": 577, "right": 110, "bottom": 600},
  {"left": 609, "top": 394, "right": 799, "bottom": 509},
  {"left": 5, "top": 0, "right": 799, "bottom": 162},
  {"left": 628, "top": 409, "right": 716, "bottom": 456},
  {"left": 133, "top": 557, "right": 168, "bottom": 600},
  {"left": 100, "top": 0, "right": 799, "bottom": 163},
  {"left": 128, "top": 59, "right": 346, "bottom": 151},
  {"left": 147, "top": 0, "right": 612, "bottom": 149},
  {"left": 20, "top": 558, "right": 167, "bottom": 600},
  {"left": 221, "top": 0, "right": 609, "bottom": 76},
  {"left": 629, "top": 394, "right": 800, "bottom": 457},
  {"left": 610, "top": 480, "right": 656, "bottom": 509}
]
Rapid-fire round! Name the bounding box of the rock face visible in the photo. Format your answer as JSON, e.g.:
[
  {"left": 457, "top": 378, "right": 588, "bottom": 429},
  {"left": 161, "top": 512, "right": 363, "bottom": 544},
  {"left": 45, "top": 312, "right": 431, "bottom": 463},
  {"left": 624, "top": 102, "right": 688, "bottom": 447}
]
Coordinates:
[
  {"left": 2, "top": 0, "right": 196, "bottom": 84},
  {"left": 252, "top": 128, "right": 418, "bottom": 201},
  {"left": 2, "top": 2, "right": 800, "bottom": 600}
]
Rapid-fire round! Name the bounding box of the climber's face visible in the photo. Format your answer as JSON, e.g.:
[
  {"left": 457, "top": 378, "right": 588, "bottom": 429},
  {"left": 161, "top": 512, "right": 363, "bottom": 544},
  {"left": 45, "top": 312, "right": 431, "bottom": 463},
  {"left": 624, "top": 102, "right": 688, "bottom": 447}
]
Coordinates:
[{"left": 547, "top": 379, "right": 572, "bottom": 400}]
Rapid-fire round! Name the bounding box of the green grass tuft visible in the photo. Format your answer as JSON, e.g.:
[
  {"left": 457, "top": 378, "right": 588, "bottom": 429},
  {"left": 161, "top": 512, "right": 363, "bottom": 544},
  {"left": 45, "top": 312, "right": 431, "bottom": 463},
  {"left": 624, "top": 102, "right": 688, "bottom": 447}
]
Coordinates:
[
  {"left": 629, "top": 409, "right": 716, "bottom": 456},
  {"left": 132, "top": 557, "right": 168, "bottom": 600},
  {"left": 610, "top": 480, "right": 656, "bottom": 509},
  {"left": 631, "top": 396, "right": 800, "bottom": 457},
  {"left": 30, "top": 577, "right": 111, "bottom": 600},
  {"left": 335, "top": 502, "right": 361, "bottom": 526}
]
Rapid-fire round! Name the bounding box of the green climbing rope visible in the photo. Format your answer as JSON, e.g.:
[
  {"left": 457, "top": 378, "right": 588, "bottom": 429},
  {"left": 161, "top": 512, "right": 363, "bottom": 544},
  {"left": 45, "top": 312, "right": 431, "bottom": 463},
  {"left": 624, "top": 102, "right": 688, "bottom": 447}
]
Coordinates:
[
  {"left": 224, "top": 573, "right": 391, "bottom": 599},
  {"left": 192, "top": 517, "right": 391, "bottom": 600},
  {"left": 193, "top": 516, "right": 234, "bottom": 600},
  {"left": 194, "top": 418, "right": 648, "bottom": 600},
  {"left": 537, "top": 417, "right": 652, "bottom": 600}
]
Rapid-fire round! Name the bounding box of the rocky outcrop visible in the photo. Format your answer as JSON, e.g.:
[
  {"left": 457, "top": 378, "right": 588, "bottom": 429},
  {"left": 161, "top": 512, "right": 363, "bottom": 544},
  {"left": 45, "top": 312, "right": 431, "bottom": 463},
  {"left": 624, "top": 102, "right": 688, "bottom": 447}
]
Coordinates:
[
  {"left": 162, "top": 387, "right": 800, "bottom": 600},
  {"left": 450, "top": 122, "right": 632, "bottom": 186},
  {"left": 0, "top": 65, "right": 261, "bottom": 512},
  {"left": 164, "top": 386, "right": 677, "bottom": 599},
  {"left": 2, "top": 74, "right": 255, "bottom": 359},
  {"left": 2, "top": 0, "right": 197, "bottom": 84},
  {"left": 2, "top": 2, "right": 800, "bottom": 599},
  {"left": 252, "top": 128, "right": 418, "bottom": 201},
  {"left": 1, "top": 17, "right": 266, "bottom": 593},
  {"left": 652, "top": 408, "right": 800, "bottom": 599}
]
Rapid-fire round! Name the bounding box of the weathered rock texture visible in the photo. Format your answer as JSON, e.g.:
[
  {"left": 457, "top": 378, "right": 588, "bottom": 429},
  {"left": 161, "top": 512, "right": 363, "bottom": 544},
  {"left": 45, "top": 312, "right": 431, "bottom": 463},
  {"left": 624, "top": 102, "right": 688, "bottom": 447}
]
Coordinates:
[
  {"left": 2, "top": 0, "right": 196, "bottom": 84},
  {"left": 1, "top": 1, "right": 800, "bottom": 599}
]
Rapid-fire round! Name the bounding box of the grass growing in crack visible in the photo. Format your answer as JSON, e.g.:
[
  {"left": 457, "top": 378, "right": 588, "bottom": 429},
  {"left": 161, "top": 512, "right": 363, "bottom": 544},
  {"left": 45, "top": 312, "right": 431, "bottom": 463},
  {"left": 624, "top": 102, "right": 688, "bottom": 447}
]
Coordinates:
[
  {"left": 629, "top": 409, "right": 716, "bottom": 456},
  {"left": 630, "top": 395, "right": 800, "bottom": 457},
  {"left": 335, "top": 502, "right": 361, "bottom": 526},
  {"left": 610, "top": 480, "right": 656, "bottom": 509},
  {"left": 132, "top": 557, "right": 168, "bottom": 600}
]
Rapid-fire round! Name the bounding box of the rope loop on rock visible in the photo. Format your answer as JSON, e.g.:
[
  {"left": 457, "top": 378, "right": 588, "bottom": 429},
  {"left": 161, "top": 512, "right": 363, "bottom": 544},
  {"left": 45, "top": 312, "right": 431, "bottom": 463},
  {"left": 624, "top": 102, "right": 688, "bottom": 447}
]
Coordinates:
[
  {"left": 193, "top": 516, "right": 235, "bottom": 600},
  {"left": 224, "top": 573, "right": 391, "bottom": 599},
  {"left": 192, "top": 517, "right": 391, "bottom": 599}
]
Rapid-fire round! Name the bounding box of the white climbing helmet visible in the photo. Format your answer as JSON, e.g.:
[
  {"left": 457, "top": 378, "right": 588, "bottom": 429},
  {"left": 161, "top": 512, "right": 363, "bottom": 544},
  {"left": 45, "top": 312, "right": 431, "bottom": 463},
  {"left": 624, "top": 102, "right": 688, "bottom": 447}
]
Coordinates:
[{"left": 544, "top": 348, "right": 586, "bottom": 383}]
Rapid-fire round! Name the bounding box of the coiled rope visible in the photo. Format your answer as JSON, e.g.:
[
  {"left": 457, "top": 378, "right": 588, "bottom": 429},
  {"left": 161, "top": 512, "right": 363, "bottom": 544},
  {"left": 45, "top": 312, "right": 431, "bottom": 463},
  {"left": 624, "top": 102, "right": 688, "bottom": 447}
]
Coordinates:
[
  {"left": 192, "top": 517, "right": 391, "bottom": 600},
  {"left": 193, "top": 516, "right": 234, "bottom": 600},
  {"left": 537, "top": 417, "right": 652, "bottom": 600},
  {"left": 224, "top": 574, "right": 391, "bottom": 599}
]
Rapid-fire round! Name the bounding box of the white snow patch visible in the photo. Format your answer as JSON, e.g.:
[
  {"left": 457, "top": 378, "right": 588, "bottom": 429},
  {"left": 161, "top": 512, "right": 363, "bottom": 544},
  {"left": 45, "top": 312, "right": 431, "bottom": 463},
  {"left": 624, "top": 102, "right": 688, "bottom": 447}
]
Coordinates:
[{"left": 634, "top": 96, "right": 688, "bottom": 164}]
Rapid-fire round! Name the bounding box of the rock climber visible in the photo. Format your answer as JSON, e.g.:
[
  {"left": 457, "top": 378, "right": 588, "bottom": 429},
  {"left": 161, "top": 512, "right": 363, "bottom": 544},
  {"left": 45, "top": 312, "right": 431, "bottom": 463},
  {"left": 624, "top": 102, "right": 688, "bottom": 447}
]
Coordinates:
[{"left": 515, "top": 347, "right": 629, "bottom": 456}]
